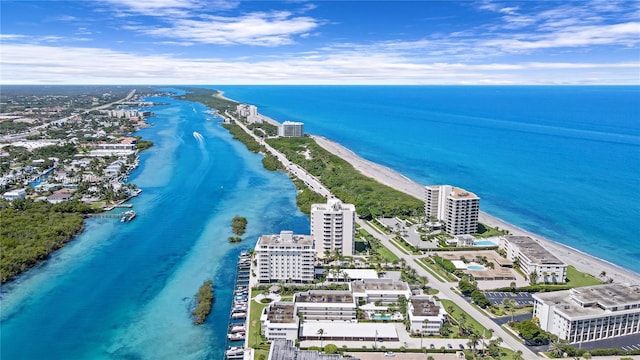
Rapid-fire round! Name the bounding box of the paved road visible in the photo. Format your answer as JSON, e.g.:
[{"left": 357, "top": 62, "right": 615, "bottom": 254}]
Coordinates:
[
  {"left": 225, "top": 114, "right": 541, "bottom": 359},
  {"left": 355, "top": 220, "right": 539, "bottom": 359}
]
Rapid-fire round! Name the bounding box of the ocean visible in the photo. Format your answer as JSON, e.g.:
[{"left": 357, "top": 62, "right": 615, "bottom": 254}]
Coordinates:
[
  {"left": 216, "top": 85, "right": 640, "bottom": 274},
  {"left": 0, "top": 85, "right": 638, "bottom": 360}
]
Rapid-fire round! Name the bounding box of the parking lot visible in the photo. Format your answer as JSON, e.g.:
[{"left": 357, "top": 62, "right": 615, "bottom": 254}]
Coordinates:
[{"left": 483, "top": 291, "right": 534, "bottom": 306}]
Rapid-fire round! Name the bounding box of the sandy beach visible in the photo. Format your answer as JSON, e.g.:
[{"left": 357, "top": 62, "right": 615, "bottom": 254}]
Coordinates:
[{"left": 311, "top": 135, "right": 640, "bottom": 285}]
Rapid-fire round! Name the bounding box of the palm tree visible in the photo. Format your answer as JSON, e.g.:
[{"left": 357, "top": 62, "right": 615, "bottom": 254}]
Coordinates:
[
  {"left": 512, "top": 350, "right": 524, "bottom": 360},
  {"left": 549, "top": 338, "right": 567, "bottom": 358},
  {"left": 317, "top": 328, "right": 325, "bottom": 349},
  {"left": 502, "top": 298, "right": 516, "bottom": 322},
  {"left": 467, "top": 331, "right": 481, "bottom": 356}
]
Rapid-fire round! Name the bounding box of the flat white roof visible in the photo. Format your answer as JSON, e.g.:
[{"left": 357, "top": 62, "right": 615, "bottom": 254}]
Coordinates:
[
  {"left": 451, "top": 260, "right": 467, "bottom": 270},
  {"left": 301, "top": 322, "right": 398, "bottom": 339}
]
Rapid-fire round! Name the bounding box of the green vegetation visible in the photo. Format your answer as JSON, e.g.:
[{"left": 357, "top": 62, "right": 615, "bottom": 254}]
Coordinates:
[
  {"left": 228, "top": 236, "right": 242, "bottom": 243},
  {"left": 0, "top": 199, "right": 95, "bottom": 283},
  {"left": 248, "top": 122, "right": 278, "bottom": 137},
  {"left": 510, "top": 319, "right": 550, "bottom": 345},
  {"left": 134, "top": 137, "right": 154, "bottom": 151},
  {"left": 565, "top": 265, "right": 603, "bottom": 287},
  {"left": 266, "top": 137, "right": 424, "bottom": 219},
  {"left": 262, "top": 154, "right": 284, "bottom": 171},
  {"left": 192, "top": 280, "right": 214, "bottom": 325},
  {"left": 476, "top": 223, "right": 509, "bottom": 238},
  {"left": 248, "top": 289, "right": 271, "bottom": 357},
  {"left": 440, "top": 299, "right": 490, "bottom": 336},
  {"left": 292, "top": 178, "right": 326, "bottom": 215},
  {"left": 414, "top": 258, "right": 448, "bottom": 282},
  {"left": 458, "top": 279, "right": 491, "bottom": 308},
  {"left": 356, "top": 227, "right": 399, "bottom": 262},
  {"left": 231, "top": 215, "right": 247, "bottom": 236},
  {"left": 175, "top": 88, "right": 238, "bottom": 113},
  {"left": 222, "top": 123, "right": 265, "bottom": 153}
]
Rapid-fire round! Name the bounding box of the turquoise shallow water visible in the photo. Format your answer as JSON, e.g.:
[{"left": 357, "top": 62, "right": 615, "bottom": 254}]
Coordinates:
[
  {"left": 216, "top": 85, "right": 640, "bottom": 274},
  {"left": 0, "top": 91, "right": 309, "bottom": 359},
  {"left": 1, "top": 86, "right": 638, "bottom": 359}
]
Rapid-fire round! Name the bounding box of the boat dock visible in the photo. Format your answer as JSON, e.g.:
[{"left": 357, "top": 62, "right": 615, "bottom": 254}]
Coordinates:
[{"left": 224, "top": 251, "right": 251, "bottom": 359}]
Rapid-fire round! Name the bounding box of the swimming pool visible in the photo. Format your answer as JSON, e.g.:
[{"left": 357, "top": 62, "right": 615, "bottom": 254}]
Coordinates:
[
  {"left": 467, "top": 264, "right": 486, "bottom": 271},
  {"left": 474, "top": 240, "right": 497, "bottom": 246},
  {"left": 372, "top": 314, "right": 392, "bottom": 321}
]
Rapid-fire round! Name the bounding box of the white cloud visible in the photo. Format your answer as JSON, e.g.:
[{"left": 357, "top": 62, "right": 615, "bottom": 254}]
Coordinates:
[
  {"left": 483, "top": 22, "right": 640, "bottom": 51},
  {"left": 103, "top": 0, "right": 238, "bottom": 17},
  {"left": 1, "top": 43, "right": 638, "bottom": 85},
  {"left": 132, "top": 11, "right": 320, "bottom": 46}
]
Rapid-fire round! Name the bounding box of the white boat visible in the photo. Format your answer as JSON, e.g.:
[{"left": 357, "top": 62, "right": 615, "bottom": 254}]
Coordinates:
[
  {"left": 227, "top": 332, "right": 245, "bottom": 341},
  {"left": 225, "top": 347, "right": 244, "bottom": 356},
  {"left": 231, "top": 312, "right": 246, "bottom": 319},
  {"left": 229, "top": 325, "right": 245, "bottom": 332}
]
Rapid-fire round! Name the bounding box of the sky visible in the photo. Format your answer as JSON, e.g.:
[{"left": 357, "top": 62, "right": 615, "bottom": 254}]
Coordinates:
[{"left": 1, "top": 0, "right": 639, "bottom": 85}]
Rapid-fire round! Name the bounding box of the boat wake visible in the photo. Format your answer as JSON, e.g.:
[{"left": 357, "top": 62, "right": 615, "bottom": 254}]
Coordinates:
[{"left": 192, "top": 131, "right": 204, "bottom": 144}]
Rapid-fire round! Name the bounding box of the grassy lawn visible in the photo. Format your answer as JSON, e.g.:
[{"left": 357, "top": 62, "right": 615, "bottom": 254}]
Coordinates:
[
  {"left": 388, "top": 238, "right": 411, "bottom": 255},
  {"left": 440, "top": 299, "right": 490, "bottom": 336},
  {"left": 565, "top": 265, "right": 603, "bottom": 287},
  {"left": 248, "top": 291, "right": 269, "bottom": 349},
  {"left": 475, "top": 223, "right": 509, "bottom": 238},
  {"left": 414, "top": 258, "right": 448, "bottom": 282},
  {"left": 376, "top": 243, "right": 400, "bottom": 262},
  {"left": 418, "top": 258, "right": 459, "bottom": 282}
]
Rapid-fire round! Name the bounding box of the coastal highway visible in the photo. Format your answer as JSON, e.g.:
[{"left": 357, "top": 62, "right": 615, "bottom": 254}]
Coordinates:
[{"left": 222, "top": 112, "right": 539, "bottom": 359}]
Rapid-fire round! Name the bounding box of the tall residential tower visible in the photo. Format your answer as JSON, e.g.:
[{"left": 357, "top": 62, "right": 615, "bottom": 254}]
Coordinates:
[
  {"left": 424, "top": 185, "right": 479, "bottom": 235},
  {"left": 310, "top": 198, "right": 356, "bottom": 258}
]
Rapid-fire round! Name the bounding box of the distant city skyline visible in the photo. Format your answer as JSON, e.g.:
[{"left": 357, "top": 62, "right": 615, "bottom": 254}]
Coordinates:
[{"left": 1, "top": 0, "right": 639, "bottom": 85}]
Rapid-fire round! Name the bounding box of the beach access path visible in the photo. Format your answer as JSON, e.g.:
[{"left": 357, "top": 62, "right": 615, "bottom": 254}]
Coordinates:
[{"left": 311, "top": 135, "right": 640, "bottom": 286}]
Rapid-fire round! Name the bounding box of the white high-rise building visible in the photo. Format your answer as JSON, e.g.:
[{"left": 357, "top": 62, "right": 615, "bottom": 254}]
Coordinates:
[
  {"left": 278, "top": 121, "right": 304, "bottom": 137},
  {"left": 424, "top": 185, "right": 479, "bottom": 235},
  {"left": 255, "top": 231, "right": 315, "bottom": 283},
  {"left": 236, "top": 104, "right": 260, "bottom": 123},
  {"left": 310, "top": 199, "right": 356, "bottom": 258}
]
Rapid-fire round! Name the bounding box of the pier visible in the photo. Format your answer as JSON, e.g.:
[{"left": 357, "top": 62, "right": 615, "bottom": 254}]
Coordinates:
[{"left": 224, "top": 252, "right": 251, "bottom": 359}]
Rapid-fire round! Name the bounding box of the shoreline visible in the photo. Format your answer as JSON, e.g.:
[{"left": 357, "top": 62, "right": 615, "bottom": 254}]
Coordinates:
[{"left": 310, "top": 134, "right": 640, "bottom": 285}]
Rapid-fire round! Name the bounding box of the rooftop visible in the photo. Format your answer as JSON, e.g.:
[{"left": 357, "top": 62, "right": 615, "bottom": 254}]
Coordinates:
[
  {"left": 449, "top": 186, "right": 479, "bottom": 200},
  {"left": 350, "top": 278, "right": 410, "bottom": 293},
  {"left": 410, "top": 296, "right": 442, "bottom": 317},
  {"left": 265, "top": 303, "right": 296, "bottom": 324},
  {"left": 258, "top": 231, "right": 313, "bottom": 246},
  {"left": 504, "top": 236, "right": 566, "bottom": 265},
  {"left": 269, "top": 339, "right": 358, "bottom": 360},
  {"left": 534, "top": 284, "right": 640, "bottom": 318},
  {"left": 295, "top": 290, "right": 354, "bottom": 304}
]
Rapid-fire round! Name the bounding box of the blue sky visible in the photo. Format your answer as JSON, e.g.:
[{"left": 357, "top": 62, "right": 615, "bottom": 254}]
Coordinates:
[{"left": 1, "top": 0, "right": 639, "bottom": 84}]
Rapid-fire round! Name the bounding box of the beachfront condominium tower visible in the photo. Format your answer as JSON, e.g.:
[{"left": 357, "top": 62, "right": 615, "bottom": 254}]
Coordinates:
[
  {"left": 278, "top": 121, "right": 304, "bottom": 137},
  {"left": 424, "top": 185, "right": 480, "bottom": 235},
  {"left": 255, "top": 231, "right": 315, "bottom": 283},
  {"left": 310, "top": 198, "right": 356, "bottom": 258}
]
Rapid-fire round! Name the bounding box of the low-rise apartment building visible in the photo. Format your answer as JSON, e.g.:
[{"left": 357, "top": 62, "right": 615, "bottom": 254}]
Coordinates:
[
  {"left": 350, "top": 279, "right": 411, "bottom": 305},
  {"left": 294, "top": 290, "right": 357, "bottom": 322},
  {"left": 533, "top": 284, "right": 640, "bottom": 343},
  {"left": 499, "top": 235, "right": 567, "bottom": 284},
  {"left": 407, "top": 295, "right": 447, "bottom": 335},
  {"left": 260, "top": 302, "right": 299, "bottom": 341}
]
